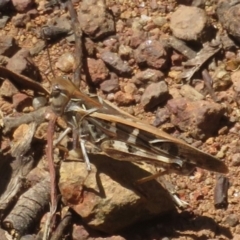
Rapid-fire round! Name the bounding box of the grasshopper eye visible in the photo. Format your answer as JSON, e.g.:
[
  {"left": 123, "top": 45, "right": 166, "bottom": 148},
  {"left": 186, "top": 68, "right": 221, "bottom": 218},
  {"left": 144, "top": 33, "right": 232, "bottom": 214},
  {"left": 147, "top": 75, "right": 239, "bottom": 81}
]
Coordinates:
[{"left": 51, "top": 84, "right": 61, "bottom": 97}]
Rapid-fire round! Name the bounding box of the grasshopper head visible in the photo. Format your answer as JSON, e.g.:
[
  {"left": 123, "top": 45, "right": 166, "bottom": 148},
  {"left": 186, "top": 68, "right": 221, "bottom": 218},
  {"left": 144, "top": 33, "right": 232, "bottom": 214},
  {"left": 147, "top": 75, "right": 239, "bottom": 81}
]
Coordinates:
[{"left": 50, "top": 76, "right": 76, "bottom": 116}]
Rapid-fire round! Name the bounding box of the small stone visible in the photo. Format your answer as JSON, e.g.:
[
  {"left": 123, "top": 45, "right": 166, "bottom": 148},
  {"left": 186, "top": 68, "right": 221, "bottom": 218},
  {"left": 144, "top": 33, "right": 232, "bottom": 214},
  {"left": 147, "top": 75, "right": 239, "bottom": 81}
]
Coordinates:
[
  {"left": 72, "top": 225, "right": 90, "bottom": 240},
  {"left": 32, "top": 96, "right": 47, "bottom": 110},
  {"left": 180, "top": 84, "right": 204, "bottom": 101},
  {"left": 12, "top": 0, "right": 33, "bottom": 12},
  {"left": 7, "top": 49, "right": 31, "bottom": 75},
  {"left": 150, "top": 0, "right": 158, "bottom": 10},
  {"left": 153, "top": 108, "right": 170, "bottom": 127},
  {"left": 231, "top": 70, "right": 240, "bottom": 105},
  {"left": 12, "top": 92, "right": 31, "bottom": 111},
  {"left": 0, "top": 36, "right": 17, "bottom": 57},
  {"left": 218, "top": 126, "right": 228, "bottom": 135},
  {"left": 30, "top": 40, "right": 46, "bottom": 56},
  {"left": 166, "top": 98, "right": 225, "bottom": 139},
  {"left": 141, "top": 81, "right": 169, "bottom": 110},
  {"left": 223, "top": 214, "right": 239, "bottom": 227},
  {"left": 100, "top": 51, "right": 132, "bottom": 75},
  {"left": 170, "top": 5, "right": 208, "bottom": 41},
  {"left": 114, "top": 91, "right": 135, "bottom": 106},
  {"left": 0, "top": 80, "right": 18, "bottom": 97},
  {"left": 100, "top": 72, "right": 119, "bottom": 93},
  {"left": 56, "top": 52, "right": 75, "bottom": 73},
  {"left": 129, "top": 31, "right": 147, "bottom": 48},
  {"left": 118, "top": 44, "right": 132, "bottom": 58},
  {"left": 233, "top": 234, "right": 240, "bottom": 240},
  {"left": 79, "top": 0, "right": 115, "bottom": 40},
  {"left": 12, "top": 13, "right": 30, "bottom": 27},
  {"left": 231, "top": 153, "right": 240, "bottom": 167},
  {"left": 217, "top": 1, "right": 240, "bottom": 43},
  {"left": 87, "top": 58, "right": 109, "bottom": 84},
  {"left": 0, "top": 16, "right": 10, "bottom": 29},
  {"left": 84, "top": 38, "right": 96, "bottom": 56},
  {"left": 124, "top": 82, "right": 137, "bottom": 95},
  {"left": 152, "top": 16, "right": 167, "bottom": 27},
  {"left": 212, "top": 65, "right": 231, "bottom": 91},
  {"left": 132, "top": 69, "right": 164, "bottom": 87},
  {"left": 134, "top": 39, "right": 169, "bottom": 69}
]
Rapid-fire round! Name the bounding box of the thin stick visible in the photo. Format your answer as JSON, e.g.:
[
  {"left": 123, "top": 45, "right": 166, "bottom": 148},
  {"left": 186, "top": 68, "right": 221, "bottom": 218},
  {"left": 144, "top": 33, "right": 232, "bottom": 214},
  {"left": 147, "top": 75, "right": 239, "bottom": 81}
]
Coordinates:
[
  {"left": 66, "top": 0, "right": 82, "bottom": 88},
  {"left": 44, "top": 113, "right": 58, "bottom": 239},
  {"left": 50, "top": 210, "right": 72, "bottom": 240}
]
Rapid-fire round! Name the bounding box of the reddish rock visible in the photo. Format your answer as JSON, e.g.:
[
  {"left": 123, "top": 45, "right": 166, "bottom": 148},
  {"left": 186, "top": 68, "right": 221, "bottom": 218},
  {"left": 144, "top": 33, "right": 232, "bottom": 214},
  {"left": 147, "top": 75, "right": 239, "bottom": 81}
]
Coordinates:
[
  {"left": 132, "top": 69, "right": 164, "bottom": 87},
  {"left": 87, "top": 58, "right": 109, "bottom": 84},
  {"left": 6, "top": 49, "right": 31, "bottom": 74},
  {"left": 6, "top": 48, "right": 40, "bottom": 80},
  {"left": 114, "top": 91, "right": 135, "bottom": 106},
  {"left": 166, "top": 98, "right": 225, "bottom": 139},
  {"left": 12, "top": 92, "right": 32, "bottom": 111},
  {"left": 153, "top": 107, "right": 170, "bottom": 127},
  {"left": 100, "top": 51, "right": 132, "bottom": 75},
  {"left": 141, "top": 81, "right": 169, "bottom": 110},
  {"left": 134, "top": 39, "right": 169, "bottom": 69},
  {"left": 124, "top": 82, "right": 137, "bottom": 95},
  {"left": 79, "top": 0, "right": 115, "bottom": 40},
  {"left": 0, "top": 80, "right": 18, "bottom": 97},
  {"left": 59, "top": 155, "right": 174, "bottom": 233},
  {"left": 129, "top": 31, "right": 147, "bottom": 48},
  {"left": 100, "top": 73, "right": 119, "bottom": 93}
]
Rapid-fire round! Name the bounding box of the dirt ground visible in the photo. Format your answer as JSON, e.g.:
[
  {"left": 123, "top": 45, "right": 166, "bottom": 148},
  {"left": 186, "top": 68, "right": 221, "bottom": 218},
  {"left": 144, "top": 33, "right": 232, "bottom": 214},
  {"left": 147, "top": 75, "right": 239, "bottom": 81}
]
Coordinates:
[{"left": 1, "top": 0, "right": 240, "bottom": 239}]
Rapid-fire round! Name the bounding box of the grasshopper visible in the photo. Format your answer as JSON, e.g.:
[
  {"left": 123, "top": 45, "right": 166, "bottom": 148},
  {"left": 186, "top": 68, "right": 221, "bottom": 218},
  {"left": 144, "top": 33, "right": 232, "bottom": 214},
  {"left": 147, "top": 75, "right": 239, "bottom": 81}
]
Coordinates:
[{"left": 50, "top": 76, "right": 228, "bottom": 183}]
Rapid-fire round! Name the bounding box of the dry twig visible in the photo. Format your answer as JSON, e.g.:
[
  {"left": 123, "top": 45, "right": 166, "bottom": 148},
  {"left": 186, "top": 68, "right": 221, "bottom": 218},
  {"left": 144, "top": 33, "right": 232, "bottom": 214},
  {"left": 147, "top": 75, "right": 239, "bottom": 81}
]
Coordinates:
[
  {"left": 66, "top": 0, "right": 82, "bottom": 88},
  {"left": 43, "top": 113, "right": 58, "bottom": 239},
  {"left": 50, "top": 210, "right": 72, "bottom": 240}
]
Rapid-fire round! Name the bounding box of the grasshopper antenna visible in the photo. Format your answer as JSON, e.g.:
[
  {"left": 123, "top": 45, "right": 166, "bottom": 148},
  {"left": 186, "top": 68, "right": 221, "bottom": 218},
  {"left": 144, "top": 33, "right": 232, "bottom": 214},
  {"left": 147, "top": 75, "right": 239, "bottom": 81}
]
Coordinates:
[{"left": 41, "top": 26, "right": 56, "bottom": 80}]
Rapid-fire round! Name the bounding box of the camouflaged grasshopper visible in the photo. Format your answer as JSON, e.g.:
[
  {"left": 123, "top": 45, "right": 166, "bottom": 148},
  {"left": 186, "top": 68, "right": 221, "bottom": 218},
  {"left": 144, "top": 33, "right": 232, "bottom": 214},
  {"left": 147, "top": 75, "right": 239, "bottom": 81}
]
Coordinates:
[{"left": 50, "top": 76, "right": 228, "bottom": 182}]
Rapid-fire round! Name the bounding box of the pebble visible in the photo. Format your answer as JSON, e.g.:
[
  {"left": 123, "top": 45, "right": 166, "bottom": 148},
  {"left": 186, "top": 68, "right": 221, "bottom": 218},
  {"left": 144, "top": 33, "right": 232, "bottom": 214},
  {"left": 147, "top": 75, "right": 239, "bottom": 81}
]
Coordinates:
[
  {"left": 231, "top": 153, "right": 240, "bottom": 167},
  {"left": 114, "top": 91, "right": 135, "bottom": 106},
  {"left": 0, "top": 15, "right": 9, "bottom": 29},
  {"left": 100, "top": 73, "right": 119, "bottom": 93},
  {"left": 180, "top": 84, "right": 204, "bottom": 101},
  {"left": 78, "top": 0, "right": 115, "bottom": 39},
  {"left": 55, "top": 52, "right": 75, "bottom": 73},
  {"left": 32, "top": 97, "right": 47, "bottom": 110},
  {"left": 100, "top": 51, "right": 132, "bottom": 75},
  {"left": 132, "top": 69, "right": 164, "bottom": 87},
  {"left": 223, "top": 214, "right": 239, "bottom": 227},
  {"left": 0, "top": 35, "right": 18, "bottom": 56},
  {"left": 170, "top": 5, "right": 208, "bottom": 41},
  {"left": 12, "top": 0, "right": 33, "bottom": 12},
  {"left": 134, "top": 39, "right": 169, "bottom": 69},
  {"left": 141, "top": 81, "right": 169, "bottom": 110},
  {"left": 87, "top": 58, "right": 109, "bottom": 84},
  {"left": 166, "top": 98, "right": 225, "bottom": 139}
]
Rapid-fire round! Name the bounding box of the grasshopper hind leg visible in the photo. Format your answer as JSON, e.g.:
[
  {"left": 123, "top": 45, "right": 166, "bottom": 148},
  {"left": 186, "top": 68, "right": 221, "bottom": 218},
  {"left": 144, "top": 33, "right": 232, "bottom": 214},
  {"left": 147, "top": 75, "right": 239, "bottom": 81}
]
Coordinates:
[{"left": 137, "top": 169, "right": 189, "bottom": 208}]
